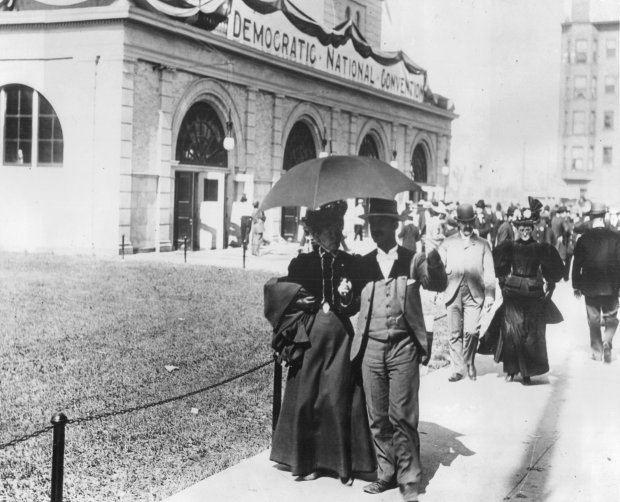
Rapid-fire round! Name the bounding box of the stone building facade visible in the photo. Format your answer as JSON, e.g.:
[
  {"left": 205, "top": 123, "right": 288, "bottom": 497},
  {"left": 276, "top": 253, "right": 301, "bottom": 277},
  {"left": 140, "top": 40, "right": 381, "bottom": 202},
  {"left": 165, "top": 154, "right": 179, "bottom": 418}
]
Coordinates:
[{"left": 0, "top": 0, "right": 455, "bottom": 254}]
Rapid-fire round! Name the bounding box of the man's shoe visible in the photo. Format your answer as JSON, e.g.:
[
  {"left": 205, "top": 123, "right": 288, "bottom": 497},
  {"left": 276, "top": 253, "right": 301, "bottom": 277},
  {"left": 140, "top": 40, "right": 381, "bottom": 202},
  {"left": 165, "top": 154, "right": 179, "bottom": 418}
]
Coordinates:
[
  {"left": 399, "top": 482, "right": 419, "bottom": 502},
  {"left": 603, "top": 344, "right": 612, "bottom": 363},
  {"left": 448, "top": 373, "right": 464, "bottom": 382},
  {"left": 467, "top": 364, "right": 477, "bottom": 381},
  {"left": 363, "top": 479, "right": 397, "bottom": 494},
  {"left": 522, "top": 376, "right": 531, "bottom": 385},
  {"left": 505, "top": 373, "right": 515, "bottom": 382}
]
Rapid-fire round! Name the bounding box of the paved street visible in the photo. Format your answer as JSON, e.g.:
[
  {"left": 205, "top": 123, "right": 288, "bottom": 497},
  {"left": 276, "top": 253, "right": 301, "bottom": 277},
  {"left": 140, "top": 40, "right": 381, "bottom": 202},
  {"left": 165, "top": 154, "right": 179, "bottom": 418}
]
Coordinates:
[{"left": 130, "top": 243, "right": 620, "bottom": 502}]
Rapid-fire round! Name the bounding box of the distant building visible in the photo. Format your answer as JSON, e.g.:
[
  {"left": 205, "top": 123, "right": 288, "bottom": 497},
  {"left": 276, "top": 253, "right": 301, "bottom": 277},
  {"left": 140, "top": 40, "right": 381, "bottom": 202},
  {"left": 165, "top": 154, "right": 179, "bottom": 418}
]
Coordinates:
[
  {"left": 558, "top": 0, "right": 619, "bottom": 202},
  {"left": 0, "top": 0, "right": 454, "bottom": 254}
]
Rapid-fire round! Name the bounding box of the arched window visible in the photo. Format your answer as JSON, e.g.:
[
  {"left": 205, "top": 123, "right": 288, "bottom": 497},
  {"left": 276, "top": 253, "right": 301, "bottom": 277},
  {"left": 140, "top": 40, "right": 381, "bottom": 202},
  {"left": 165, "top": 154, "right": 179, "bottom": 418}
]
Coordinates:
[
  {"left": 411, "top": 144, "right": 428, "bottom": 182},
  {"left": 176, "top": 102, "right": 227, "bottom": 167},
  {"left": 345, "top": 6, "right": 351, "bottom": 20},
  {"left": 359, "top": 134, "right": 380, "bottom": 159},
  {"left": 356, "top": 10, "right": 361, "bottom": 27},
  {"left": 1, "top": 84, "right": 63, "bottom": 166}
]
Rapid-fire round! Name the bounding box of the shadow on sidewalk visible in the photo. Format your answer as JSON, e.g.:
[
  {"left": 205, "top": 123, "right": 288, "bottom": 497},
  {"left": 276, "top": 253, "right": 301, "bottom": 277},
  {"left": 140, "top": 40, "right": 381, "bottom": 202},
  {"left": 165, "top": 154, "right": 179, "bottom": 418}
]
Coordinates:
[{"left": 419, "top": 421, "right": 475, "bottom": 493}]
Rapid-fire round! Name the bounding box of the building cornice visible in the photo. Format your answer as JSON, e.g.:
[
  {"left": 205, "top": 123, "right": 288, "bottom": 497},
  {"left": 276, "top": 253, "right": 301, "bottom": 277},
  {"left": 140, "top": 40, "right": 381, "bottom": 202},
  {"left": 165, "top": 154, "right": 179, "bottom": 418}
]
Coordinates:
[{"left": 1, "top": 2, "right": 456, "bottom": 124}]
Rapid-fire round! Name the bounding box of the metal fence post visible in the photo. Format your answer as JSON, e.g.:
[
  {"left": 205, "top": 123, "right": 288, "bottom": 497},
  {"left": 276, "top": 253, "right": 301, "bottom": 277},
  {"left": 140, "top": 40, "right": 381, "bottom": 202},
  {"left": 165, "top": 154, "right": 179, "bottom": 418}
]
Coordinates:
[
  {"left": 121, "top": 234, "right": 125, "bottom": 260},
  {"left": 272, "top": 361, "right": 282, "bottom": 431},
  {"left": 183, "top": 236, "right": 188, "bottom": 263},
  {"left": 50, "top": 412, "right": 68, "bottom": 502}
]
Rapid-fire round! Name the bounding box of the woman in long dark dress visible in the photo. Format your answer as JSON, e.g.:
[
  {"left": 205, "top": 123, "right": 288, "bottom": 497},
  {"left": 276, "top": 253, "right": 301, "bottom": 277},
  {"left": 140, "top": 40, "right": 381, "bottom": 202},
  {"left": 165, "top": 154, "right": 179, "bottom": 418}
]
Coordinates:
[
  {"left": 492, "top": 199, "right": 565, "bottom": 385},
  {"left": 264, "top": 201, "right": 375, "bottom": 483}
]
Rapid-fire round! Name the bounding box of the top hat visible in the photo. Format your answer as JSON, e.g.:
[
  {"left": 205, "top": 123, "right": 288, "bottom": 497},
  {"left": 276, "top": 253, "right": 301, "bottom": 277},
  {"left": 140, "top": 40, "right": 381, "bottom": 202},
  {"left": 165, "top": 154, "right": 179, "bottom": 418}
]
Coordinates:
[
  {"left": 361, "top": 198, "right": 407, "bottom": 220},
  {"left": 589, "top": 202, "right": 607, "bottom": 217},
  {"left": 475, "top": 199, "right": 486, "bottom": 209},
  {"left": 455, "top": 203, "right": 475, "bottom": 222}
]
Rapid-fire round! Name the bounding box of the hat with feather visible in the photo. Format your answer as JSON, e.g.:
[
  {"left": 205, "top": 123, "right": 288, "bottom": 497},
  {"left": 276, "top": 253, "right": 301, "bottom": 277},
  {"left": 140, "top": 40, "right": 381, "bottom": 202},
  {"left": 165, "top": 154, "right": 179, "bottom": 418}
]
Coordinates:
[{"left": 513, "top": 197, "right": 542, "bottom": 226}]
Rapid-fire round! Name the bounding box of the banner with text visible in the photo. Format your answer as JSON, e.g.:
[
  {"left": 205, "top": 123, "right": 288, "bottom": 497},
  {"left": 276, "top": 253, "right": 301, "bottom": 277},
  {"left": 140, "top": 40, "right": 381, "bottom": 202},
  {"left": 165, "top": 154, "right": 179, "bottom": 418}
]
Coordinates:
[{"left": 227, "top": 0, "right": 425, "bottom": 103}]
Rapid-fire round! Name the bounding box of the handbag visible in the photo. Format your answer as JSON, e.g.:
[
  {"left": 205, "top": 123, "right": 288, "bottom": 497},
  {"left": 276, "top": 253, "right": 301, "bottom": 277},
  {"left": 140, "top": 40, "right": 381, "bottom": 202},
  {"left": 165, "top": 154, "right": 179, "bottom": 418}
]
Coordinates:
[{"left": 503, "top": 274, "right": 544, "bottom": 298}]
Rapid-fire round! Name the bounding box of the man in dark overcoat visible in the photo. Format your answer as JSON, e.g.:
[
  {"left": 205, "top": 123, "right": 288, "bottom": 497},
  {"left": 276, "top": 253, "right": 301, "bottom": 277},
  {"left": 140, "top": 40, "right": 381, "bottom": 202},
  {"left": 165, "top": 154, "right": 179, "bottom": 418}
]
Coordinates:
[
  {"left": 572, "top": 202, "right": 620, "bottom": 363},
  {"left": 351, "top": 198, "right": 447, "bottom": 502},
  {"left": 550, "top": 206, "right": 571, "bottom": 278},
  {"left": 473, "top": 199, "right": 492, "bottom": 240}
]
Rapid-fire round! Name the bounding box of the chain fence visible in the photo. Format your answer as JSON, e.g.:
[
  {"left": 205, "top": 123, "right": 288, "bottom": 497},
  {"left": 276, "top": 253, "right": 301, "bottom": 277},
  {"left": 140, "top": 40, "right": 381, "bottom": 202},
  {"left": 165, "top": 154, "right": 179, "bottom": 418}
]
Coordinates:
[{"left": 0, "top": 358, "right": 272, "bottom": 451}]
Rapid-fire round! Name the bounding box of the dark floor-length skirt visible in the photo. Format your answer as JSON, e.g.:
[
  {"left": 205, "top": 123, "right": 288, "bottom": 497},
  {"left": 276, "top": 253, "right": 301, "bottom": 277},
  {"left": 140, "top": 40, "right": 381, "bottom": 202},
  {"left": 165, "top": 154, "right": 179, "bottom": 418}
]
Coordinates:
[
  {"left": 270, "top": 310, "right": 376, "bottom": 478},
  {"left": 497, "top": 297, "right": 550, "bottom": 377}
]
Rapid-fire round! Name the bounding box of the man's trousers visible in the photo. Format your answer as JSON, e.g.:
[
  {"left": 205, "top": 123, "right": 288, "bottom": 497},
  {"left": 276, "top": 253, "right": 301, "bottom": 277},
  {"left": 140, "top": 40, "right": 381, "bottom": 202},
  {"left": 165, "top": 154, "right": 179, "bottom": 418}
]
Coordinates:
[
  {"left": 361, "top": 336, "right": 421, "bottom": 485},
  {"left": 585, "top": 295, "right": 619, "bottom": 355},
  {"left": 447, "top": 281, "right": 482, "bottom": 375}
]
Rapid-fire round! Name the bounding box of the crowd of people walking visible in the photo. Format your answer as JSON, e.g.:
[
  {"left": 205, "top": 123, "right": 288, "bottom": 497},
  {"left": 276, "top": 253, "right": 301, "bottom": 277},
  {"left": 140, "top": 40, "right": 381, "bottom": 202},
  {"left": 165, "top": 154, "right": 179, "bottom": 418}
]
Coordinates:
[{"left": 263, "top": 195, "right": 620, "bottom": 502}]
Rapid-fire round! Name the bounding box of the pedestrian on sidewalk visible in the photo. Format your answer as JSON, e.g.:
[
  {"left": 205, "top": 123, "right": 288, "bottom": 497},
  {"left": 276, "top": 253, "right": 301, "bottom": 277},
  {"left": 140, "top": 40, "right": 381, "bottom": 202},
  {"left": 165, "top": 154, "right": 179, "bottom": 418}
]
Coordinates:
[
  {"left": 353, "top": 198, "right": 365, "bottom": 241},
  {"left": 439, "top": 203, "right": 496, "bottom": 382},
  {"left": 489, "top": 197, "right": 565, "bottom": 385},
  {"left": 250, "top": 201, "right": 267, "bottom": 256},
  {"left": 572, "top": 202, "right": 620, "bottom": 363},
  {"left": 496, "top": 206, "right": 517, "bottom": 244},
  {"left": 350, "top": 198, "right": 447, "bottom": 502},
  {"left": 264, "top": 200, "right": 376, "bottom": 485}
]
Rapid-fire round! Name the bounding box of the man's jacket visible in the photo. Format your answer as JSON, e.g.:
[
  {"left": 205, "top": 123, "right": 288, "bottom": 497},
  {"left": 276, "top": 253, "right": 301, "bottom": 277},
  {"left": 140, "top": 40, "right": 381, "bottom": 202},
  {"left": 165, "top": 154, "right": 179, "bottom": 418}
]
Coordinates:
[
  {"left": 438, "top": 233, "right": 496, "bottom": 306},
  {"left": 572, "top": 227, "right": 620, "bottom": 296},
  {"left": 350, "top": 246, "right": 446, "bottom": 361}
]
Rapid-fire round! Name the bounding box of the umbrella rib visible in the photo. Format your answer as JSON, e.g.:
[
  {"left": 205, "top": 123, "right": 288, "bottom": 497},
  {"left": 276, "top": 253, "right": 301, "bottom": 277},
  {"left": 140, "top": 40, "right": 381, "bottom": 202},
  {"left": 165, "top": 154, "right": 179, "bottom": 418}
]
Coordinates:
[{"left": 312, "top": 163, "right": 321, "bottom": 209}]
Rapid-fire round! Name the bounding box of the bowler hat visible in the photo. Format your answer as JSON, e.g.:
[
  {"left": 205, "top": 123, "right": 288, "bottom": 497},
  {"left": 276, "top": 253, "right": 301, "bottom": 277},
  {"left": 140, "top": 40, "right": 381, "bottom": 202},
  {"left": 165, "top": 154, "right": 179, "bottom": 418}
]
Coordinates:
[
  {"left": 589, "top": 202, "right": 607, "bottom": 217},
  {"left": 455, "top": 203, "right": 475, "bottom": 222},
  {"left": 361, "top": 198, "right": 407, "bottom": 220},
  {"left": 475, "top": 199, "right": 486, "bottom": 209}
]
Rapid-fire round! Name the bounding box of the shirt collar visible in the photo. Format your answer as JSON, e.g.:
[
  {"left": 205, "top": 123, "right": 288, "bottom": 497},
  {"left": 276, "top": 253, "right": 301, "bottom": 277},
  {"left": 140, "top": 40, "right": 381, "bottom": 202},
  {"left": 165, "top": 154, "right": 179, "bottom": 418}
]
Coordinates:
[{"left": 377, "top": 245, "right": 398, "bottom": 259}]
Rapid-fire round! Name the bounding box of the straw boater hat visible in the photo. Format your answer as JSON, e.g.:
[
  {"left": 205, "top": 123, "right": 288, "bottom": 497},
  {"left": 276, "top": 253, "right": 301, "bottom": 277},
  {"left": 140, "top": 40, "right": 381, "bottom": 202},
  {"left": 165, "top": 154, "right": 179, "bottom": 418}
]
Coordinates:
[
  {"left": 589, "top": 202, "right": 607, "bottom": 217},
  {"left": 360, "top": 198, "right": 407, "bottom": 221},
  {"left": 302, "top": 200, "right": 347, "bottom": 231},
  {"left": 429, "top": 200, "right": 447, "bottom": 215},
  {"left": 455, "top": 203, "right": 475, "bottom": 223}
]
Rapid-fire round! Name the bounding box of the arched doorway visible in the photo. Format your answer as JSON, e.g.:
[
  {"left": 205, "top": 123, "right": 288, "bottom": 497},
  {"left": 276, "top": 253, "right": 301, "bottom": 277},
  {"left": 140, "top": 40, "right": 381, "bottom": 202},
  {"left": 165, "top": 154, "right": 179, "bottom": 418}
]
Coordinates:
[
  {"left": 174, "top": 101, "right": 228, "bottom": 250},
  {"left": 282, "top": 121, "right": 317, "bottom": 240},
  {"left": 411, "top": 144, "right": 428, "bottom": 182},
  {"left": 358, "top": 134, "right": 380, "bottom": 158},
  {"left": 410, "top": 143, "right": 428, "bottom": 202}
]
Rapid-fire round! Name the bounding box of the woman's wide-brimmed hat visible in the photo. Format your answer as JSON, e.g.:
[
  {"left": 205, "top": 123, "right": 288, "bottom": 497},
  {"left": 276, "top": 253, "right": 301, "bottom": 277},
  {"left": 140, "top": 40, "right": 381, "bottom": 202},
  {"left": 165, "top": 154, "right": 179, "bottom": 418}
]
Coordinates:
[
  {"left": 302, "top": 200, "right": 347, "bottom": 231},
  {"left": 360, "top": 198, "right": 407, "bottom": 220},
  {"left": 514, "top": 196, "right": 543, "bottom": 226},
  {"left": 455, "top": 203, "right": 475, "bottom": 223}
]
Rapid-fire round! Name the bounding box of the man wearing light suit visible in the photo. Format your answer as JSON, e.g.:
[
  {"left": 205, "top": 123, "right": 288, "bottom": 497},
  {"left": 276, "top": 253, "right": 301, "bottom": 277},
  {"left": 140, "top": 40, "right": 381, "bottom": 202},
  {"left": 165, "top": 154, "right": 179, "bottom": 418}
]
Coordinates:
[
  {"left": 351, "top": 198, "right": 447, "bottom": 502},
  {"left": 439, "top": 203, "right": 496, "bottom": 382}
]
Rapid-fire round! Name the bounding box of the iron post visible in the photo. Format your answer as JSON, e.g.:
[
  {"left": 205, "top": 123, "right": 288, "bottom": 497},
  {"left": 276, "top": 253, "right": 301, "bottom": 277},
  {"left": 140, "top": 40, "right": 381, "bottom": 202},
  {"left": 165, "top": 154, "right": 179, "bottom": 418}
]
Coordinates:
[{"left": 50, "top": 412, "right": 68, "bottom": 502}]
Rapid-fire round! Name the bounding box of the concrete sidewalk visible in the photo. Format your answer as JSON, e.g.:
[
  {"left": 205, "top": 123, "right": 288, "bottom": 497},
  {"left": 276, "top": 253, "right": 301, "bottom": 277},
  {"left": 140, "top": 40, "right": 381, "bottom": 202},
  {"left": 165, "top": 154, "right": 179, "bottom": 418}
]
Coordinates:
[
  {"left": 162, "top": 281, "right": 620, "bottom": 502},
  {"left": 122, "top": 239, "right": 377, "bottom": 275}
]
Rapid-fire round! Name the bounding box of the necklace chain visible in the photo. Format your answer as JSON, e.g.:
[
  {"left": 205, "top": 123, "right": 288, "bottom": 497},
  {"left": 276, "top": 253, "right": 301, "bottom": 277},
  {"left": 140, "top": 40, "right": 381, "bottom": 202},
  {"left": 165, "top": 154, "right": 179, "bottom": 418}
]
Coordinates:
[{"left": 319, "top": 248, "right": 335, "bottom": 306}]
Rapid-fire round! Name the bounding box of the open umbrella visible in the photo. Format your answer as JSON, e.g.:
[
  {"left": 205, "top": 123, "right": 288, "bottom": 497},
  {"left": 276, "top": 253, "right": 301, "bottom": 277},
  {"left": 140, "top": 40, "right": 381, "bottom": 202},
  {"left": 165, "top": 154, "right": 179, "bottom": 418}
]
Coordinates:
[{"left": 260, "top": 155, "right": 420, "bottom": 210}]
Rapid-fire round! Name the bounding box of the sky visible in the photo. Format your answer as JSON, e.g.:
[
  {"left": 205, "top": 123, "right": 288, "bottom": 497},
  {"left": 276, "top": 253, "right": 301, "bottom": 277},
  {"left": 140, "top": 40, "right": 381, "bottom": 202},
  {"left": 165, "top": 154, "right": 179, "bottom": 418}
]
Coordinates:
[{"left": 380, "top": 0, "right": 618, "bottom": 202}]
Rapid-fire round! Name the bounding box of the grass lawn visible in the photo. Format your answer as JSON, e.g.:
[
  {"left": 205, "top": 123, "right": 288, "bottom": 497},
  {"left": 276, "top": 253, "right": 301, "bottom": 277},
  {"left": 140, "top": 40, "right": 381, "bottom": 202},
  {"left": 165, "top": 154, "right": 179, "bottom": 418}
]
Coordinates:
[{"left": 0, "top": 252, "right": 448, "bottom": 501}]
